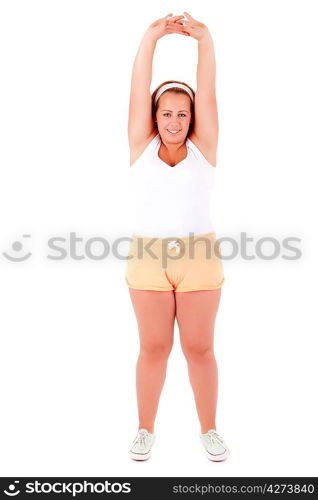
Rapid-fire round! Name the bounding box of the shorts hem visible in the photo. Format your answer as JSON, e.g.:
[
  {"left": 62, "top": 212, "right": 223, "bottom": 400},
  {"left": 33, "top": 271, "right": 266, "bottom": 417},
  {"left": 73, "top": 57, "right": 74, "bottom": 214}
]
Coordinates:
[
  {"left": 126, "top": 278, "right": 225, "bottom": 292},
  {"left": 175, "top": 279, "right": 225, "bottom": 292},
  {"left": 127, "top": 285, "right": 174, "bottom": 291},
  {"left": 175, "top": 286, "right": 223, "bottom": 292}
]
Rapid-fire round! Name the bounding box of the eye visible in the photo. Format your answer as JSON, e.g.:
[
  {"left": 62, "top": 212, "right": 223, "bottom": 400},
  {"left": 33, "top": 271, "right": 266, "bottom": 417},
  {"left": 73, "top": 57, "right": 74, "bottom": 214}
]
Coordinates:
[{"left": 163, "top": 113, "right": 187, "bottom": 117}]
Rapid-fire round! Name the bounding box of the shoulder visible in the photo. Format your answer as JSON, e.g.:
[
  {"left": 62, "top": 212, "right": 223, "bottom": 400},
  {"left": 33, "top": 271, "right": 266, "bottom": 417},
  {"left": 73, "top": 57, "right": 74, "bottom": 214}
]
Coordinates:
[
  {"left": 187, "top": 132, "right": 217, "bottom": 168},
  {"left": 130, "top": 131, "right": 159, "bottom": 167}
]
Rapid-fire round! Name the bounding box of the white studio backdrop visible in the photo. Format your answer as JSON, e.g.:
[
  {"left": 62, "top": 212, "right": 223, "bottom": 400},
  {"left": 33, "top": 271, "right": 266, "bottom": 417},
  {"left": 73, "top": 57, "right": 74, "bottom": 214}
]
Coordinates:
[{"left": 0, "top": 0, "right": 317, "bottom": 477}]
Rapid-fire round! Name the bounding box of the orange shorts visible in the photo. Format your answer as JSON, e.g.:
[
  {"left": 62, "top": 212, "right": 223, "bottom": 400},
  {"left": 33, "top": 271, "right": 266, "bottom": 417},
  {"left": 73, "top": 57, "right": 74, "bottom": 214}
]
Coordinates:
[{"left": 125, "top": 231, "right": 225, "bottom": 292}]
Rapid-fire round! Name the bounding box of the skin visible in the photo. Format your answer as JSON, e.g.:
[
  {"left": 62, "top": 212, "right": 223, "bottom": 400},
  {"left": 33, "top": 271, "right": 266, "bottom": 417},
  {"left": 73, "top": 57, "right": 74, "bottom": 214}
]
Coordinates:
[
  {"left": 129, "top": 11, "right": 218, "bottom": 167},
  {"left": 130, "top": 288, "right": 221, "bottom": 434},
  {"left": 154, "top": 92, "right": 193, "bottom": 167},
  {"left": 128, "top": 13, "right": 222, "bottom": 435}
]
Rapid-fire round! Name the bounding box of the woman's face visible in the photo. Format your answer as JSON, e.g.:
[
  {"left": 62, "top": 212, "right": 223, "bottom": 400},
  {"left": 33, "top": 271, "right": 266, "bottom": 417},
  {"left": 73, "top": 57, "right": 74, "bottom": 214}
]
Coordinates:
[{"left": 155, "top": 91, "right": 192, "bottom": 143}]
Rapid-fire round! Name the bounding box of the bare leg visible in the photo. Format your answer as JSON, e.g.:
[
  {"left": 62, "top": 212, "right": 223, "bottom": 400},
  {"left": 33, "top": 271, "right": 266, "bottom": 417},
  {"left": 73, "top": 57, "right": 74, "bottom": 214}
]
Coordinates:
[
  {"left": 128, "top": 289, "right": 176, "bottom": 433},
  {"left": 175, "top": 289, "right": 222, "bottom": 434}
]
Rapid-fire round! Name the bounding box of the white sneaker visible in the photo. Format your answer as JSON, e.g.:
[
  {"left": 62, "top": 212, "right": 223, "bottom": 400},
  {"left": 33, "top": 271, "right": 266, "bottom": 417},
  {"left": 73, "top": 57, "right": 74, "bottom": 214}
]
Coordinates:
[
  {"left": 199, "top": 428, "right": 230, "bottom": 461},
  {"left": 129, "top": 428, "right": 156, "bottom": 461}
]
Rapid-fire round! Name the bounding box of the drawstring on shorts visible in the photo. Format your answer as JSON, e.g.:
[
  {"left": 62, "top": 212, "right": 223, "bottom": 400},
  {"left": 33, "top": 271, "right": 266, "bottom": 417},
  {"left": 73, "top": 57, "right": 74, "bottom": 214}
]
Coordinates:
[{"left": 167, "top": 240, "right": 181, "bottom": 255}]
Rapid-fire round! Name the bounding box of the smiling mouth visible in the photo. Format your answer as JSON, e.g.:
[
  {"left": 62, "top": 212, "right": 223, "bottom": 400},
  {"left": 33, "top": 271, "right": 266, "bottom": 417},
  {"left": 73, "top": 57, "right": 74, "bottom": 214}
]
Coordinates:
[{"left": 167, "top": 130, "right": 181, "bottom": 134}]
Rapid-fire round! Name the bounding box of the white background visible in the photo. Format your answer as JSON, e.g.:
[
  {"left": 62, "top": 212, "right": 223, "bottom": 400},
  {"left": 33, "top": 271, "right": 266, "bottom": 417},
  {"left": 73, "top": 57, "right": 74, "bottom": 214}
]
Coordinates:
[{"left": 1, "top": 0, "right": 317, "bottom": 477}]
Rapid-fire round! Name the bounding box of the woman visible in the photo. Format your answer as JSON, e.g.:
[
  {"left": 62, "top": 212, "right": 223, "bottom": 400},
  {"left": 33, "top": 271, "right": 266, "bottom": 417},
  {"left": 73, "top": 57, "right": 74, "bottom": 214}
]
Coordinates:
[{"left": 125, "top": 12, "right": 230, "bottom": 462}]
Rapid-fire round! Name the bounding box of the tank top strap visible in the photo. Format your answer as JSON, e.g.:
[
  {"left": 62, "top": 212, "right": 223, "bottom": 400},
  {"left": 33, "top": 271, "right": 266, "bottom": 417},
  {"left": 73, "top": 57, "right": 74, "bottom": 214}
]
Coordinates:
[
  {"left": 130, "top": 133, "right": 160, "bottom": 167},
  {"left": 186, "top": 137, "right": 216, "bottom": 168},
  {"left": 144, "top": 133, "right": 160, "bottom": 157}
]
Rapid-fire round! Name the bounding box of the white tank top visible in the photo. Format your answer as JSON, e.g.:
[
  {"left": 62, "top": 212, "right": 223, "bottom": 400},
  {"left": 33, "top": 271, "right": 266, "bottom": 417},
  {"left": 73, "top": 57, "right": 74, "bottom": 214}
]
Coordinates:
[{"left": 128, "top": 133, "right": 217, "bottom": 238}]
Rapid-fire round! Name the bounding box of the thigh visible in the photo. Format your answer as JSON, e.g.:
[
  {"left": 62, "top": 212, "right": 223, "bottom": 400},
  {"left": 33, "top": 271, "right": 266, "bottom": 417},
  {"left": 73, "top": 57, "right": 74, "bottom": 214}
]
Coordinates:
[
  {"left": 175, "top": 289, "right": 222, "bottom": 352},
  {"left": 129, "top": 289, "right": 176, "bottom": 351}
]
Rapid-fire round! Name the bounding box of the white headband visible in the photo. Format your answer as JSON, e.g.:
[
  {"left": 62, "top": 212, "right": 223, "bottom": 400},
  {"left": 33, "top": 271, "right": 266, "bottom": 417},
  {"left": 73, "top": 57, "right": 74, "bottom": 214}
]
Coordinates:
[{"left": 154, "top": 82, "right": 194, "bottom": 105}]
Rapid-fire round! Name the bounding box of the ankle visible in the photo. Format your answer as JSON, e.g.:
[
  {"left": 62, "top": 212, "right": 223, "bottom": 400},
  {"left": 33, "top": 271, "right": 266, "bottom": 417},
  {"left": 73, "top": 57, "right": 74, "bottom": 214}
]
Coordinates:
[
  {"left": 139, "top": 426, "right": 154, "bottom": 433},
  {"left": 201, "top": 426, "right": 216, "bottom": 434}
]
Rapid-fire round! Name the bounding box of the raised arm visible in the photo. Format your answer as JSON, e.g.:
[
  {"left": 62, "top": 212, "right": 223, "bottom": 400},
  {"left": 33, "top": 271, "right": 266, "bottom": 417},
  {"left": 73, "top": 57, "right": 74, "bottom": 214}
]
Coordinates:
[
  {"left": 128, "top": 30, "right": 156, "bottom": 150},
  {"left": 181, "top": 12, "right": 218, "bottom": 154},
  {"left": 128, "top": 14, "right": 188, "bottom": 150}
]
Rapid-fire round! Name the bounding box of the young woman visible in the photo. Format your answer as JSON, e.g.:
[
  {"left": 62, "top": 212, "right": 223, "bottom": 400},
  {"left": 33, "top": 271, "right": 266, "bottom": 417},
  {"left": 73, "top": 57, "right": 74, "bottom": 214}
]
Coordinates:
[{"left": 126, "top": 12, "right": 230, "bottom": 462}]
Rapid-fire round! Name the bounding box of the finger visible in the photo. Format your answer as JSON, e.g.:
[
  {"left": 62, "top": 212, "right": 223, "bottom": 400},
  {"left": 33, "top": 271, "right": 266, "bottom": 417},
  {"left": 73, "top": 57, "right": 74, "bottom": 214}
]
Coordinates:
[
  {"left": 166, "top": 21, "right": 187, "bottom": 29},
  {"left": 167, "top": 22, "right": 186, "bottom": 29},
  {"left": 183, "top": 11, "right": 194, "bottom": 20},
  {"left": 166, "top": 27, "right": 187, "bottom": 34},
  {"left": 167, "top": 15, "right": 185, "bottom": 21},
  {"left": 164, "top": 13, "right": 173, "bottom": 22},
  {"left": 166, "top": 24, "right": 187, "bottom": 31},
  {"left": 167, "top": 31, "right": 190, "bottom": 37},
  {"left": 167, "top": 20, "right": 188, "bottom": 28},
  {"left": 170, "top": 18, "right": 189, "bottom": 26}
]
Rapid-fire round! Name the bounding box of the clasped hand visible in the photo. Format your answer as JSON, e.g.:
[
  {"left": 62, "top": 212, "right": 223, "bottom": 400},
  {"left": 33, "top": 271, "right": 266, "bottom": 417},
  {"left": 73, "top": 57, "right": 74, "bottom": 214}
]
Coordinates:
[{"left": 148, "top": 11, "right": 209, "bottom": 42}]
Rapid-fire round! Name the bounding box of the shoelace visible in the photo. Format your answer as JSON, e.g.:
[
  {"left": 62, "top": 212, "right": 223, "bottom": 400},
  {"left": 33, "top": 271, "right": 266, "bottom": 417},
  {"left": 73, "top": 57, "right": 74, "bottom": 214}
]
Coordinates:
[
  {"left": 135, "top": 430, "right": 148, "bottom": 448},
  {"left": 208, "top": 430, "right": 224, "bottom": 445}
]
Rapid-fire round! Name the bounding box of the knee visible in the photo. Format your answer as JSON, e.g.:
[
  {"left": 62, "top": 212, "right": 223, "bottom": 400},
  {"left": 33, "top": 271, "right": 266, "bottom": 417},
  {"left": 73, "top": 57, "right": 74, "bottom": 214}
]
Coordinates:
[
  {"left": 140, "top": 341, "right": 173, "bottom": 360},
  {"left": 181, "top": 341, "right": 215, "bottom": 363}
]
